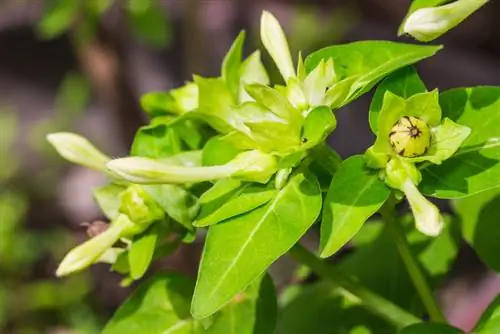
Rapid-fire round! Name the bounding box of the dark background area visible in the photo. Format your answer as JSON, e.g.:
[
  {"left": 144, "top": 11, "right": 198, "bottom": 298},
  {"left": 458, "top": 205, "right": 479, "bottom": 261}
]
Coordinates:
[{"left": 1, "top": 0, "right": 500, "bottom": 333}]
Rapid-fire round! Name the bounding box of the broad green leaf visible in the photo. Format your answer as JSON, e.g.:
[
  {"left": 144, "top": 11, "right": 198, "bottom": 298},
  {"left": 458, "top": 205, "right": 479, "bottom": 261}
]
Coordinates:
[
  {"left": 453, "top": 187, "right": 500, "bottom": 271},
  {"left": 304, "top": 41, "right": 441, "bottom": 109},
  {"left": 222, "top": 31, "right": 245, "bottom": 101},
  {"left": 301, "top": 106, "right": 337, "bottom": 149},
  {"left": 131, "top": 124, "right": 182, "bottom": 159},
  {"left": 142, "top": 185, "right": 199, "bottom": 231},
  {"left": 128, "top": 225, "right": 160, "bottom": 280},
  {"left": 194, "top": 186, "right": 276, "bottom": 227},
  {"left": 474, "top": 296, "right": 500, "bottom": 333},
  {"left": 398, "top": 323, "right": 462, "bottom": 334},
  {"left": 340, "top": 215, "right": 460, "bottom": 314},
  {"left": 102, "top": 273, "right": 200, "bottom": 334},
  {"left": 320, "top": 155, "right": 390, "bottom": 258},
  {"left": 206, "top": 274, "right": 277, "bottom": 334},
  {"left": 420, "top": 87, "right": 500, "bottom": 198},
  {"left": 127, "top": 3, "right": 171, "bottom": 48},
  {"left": 93, "top": 184, "right": 126, "bottom": 220},
  {"left": 369, "top": 66, "right": 427, "bottom": 134},
  {"left": 202, "top": 136, "right": 242, "bottom": 166},
  {"left": 37, "top": 0, "right": 80, "bottom": 39},
  {"left": 191, "top": 169, "right": 322, "bottom": 318},
  {"left": 198, "top": 179, "right": 242, "bottom": 204},
  {"left": 279, "top": 281, "right": 395, "bottom": 334}
]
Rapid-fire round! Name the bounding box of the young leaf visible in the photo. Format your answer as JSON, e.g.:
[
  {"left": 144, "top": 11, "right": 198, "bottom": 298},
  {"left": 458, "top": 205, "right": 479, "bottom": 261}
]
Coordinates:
[
  {"left": 398, "top": 323, "right": 462, "bottom": 334},
  {"left": 453, "top": 187, "right": 500, "bottom": 271},
  {"left": 300, "top": 106, "right": 337, "bottom": 149},
  {"left": 206, "top": 274, "right": 278, "bottom": 334},
  {"left": 141, "top": 83, "right": 198, "bottom": 117},
  {"left": 369, "top": 66, "right": 427, "bottom": 134},
  {"left": 191, "top": 169, "right": 322, "bottom": 318},
  {"left": 128, "top": 225, "right": 161, "bottom": 280},
  {"left": 222, "top": 31, "right": 246, "bottom": 101},
  {"left": 202, "top": 135, "right": 242, "bottom": 166},
  {"left": 304, "top": 41, "right": 441, "bottom": 108},
  {"left": 474, "top": 295, "right": 500, "bottom": 333},
  {"left": 320, "top": 156, "right": 390, "bottom": 258},
  {"left": 240, "top": 51, "right": 270, "bottom": 102},
  {"left": 102, "top": 273, "right": 200, "bottom": 334},
  {"left": 420, "top": 87, "right": 500, "bottom": 198},
  {"left": 194, "top": 186, "right": 276, "bottom": 227},
  {"left": 131, "top": 124, "right": 182, "bottom": 159},
  {"left": 93, "top": 184, "right": 126, "bottom": 220}
]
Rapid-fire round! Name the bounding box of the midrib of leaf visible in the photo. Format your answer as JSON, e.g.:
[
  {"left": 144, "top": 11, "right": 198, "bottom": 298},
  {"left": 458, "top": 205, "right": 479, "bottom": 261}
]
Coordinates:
[
  {"left": 355, "top": 48, "right": 439, "bottom": 95},
  {"left": 162, "top": 319, "right": 191, "bottom": 334},
  {"left": 206, "top": 184, "right": 290, "bottom": 301},
  {"left": 322, "top": 175, "right": 377, "bottom": 253}
]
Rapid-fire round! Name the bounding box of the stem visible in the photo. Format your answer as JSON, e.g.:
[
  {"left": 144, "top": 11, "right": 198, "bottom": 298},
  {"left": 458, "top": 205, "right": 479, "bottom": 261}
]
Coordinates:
[
  {"left": 289, "top": 244, "right": 420, "bottom": 328},
  {"left": 381, "top": 200, "right": 446, "bottom": 323}
]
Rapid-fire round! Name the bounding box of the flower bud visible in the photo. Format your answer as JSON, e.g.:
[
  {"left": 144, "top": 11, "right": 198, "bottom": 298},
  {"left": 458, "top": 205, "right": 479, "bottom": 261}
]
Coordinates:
[
  {"left": 402, "top": 0, "right": 489, "bottom": 42},
  {"left": 47, "top": 132, "right": 110, "bottom": 171},
  {"left": 260, "top": 11, "right": 296, "bottom": 82},
  {"left": 56, "top": 214, "right": 134, "bottom": 276},
  {"left": 389, "top": 116, "right": 431, "bottom": 158},
  {"left": 119, "top": 185, "right": 165, "bottom": 230},
  {"left": 401, "top": 179, "right": 444, "bottom": 236},
  {"left": 229, "top": 150, "right": 278, "bottom": 183}
]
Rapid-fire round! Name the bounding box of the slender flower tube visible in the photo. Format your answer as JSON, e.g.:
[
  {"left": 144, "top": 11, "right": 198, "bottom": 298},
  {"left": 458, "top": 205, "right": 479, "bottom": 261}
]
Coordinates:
[
  {"left": 47, "top": 133, "right": 110, "bottom": 171},
  {"left": 107, "top": 150, "right": 278, "bottom": 184},
  {"left": 402, "top": 0, "right": 489, "bottom": 42}
]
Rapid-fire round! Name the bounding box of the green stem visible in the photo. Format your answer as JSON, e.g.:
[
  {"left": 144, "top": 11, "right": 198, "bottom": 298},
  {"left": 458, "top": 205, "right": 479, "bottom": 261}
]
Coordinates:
[
  {"left": 381, "top": 199, "right": 446, "bottom": 323},
  {"left": 289, "top": 244, "right": 420, "bottom": 328}
]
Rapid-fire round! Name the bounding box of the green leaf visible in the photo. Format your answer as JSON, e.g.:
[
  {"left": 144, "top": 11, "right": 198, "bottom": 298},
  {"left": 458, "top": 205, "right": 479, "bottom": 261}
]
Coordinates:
[
  {"left": 131, "top": 123, "right": 182, "bottom": 159},
  {"left": 142, "top": 185, "right": 199, "bottom": 231},
  {"left": 453, "top": 187, "right": 500, "bottom": 271},
  {"left": 194, "top": 185, "right": 276, "bottom": 227},
  {"left": 141, "top": 83, "right": 198, "bottom": 117},
  {"left": 301, "top": 106, "right": 337, "bottom": 149},
  {"left": 202, "top": 136, "right": 242, "bottom": 166},
  {"left": 420, "top": 87, "right": 500, "bottom": 198},
  {"left": 369, "top": 66, "right": 427, "bottom": 134},
  {"left": 128, "top": 225, "right": 160, "bottom": 280},
  {"left": 340, "top": 215, "right": 460, "bottom": 314},
  {"left": 37, "top": 0, "right": 80, "bottom": 39},
  {"left": 103, "top": 273, "right": 200, "bottom": 334},
  {"left": 93, "top": 184, "right": 126, "bottom": 220},
  {"left": 320, "top": 155, "right": 390, "bottom": 258},
  {"left": 280, "top": 281, "right": 395, "bottom": 334},
  {"left": 191, "top": 169, "right": 322, "bottom": 318},
  {"left": 304, "top": 41, "right": 441, "bottom": 108},
  {"left": 206, "top": 274, "right": 278, "bottom": 334},
  {"left": 222, "top": 31, "right": 246, "bottom": 101},
  {"left": 127, "top": 3, "right": 171, "bottom": 48},
  {"left": 398, "top": 323, "right": 462, "bottom": 334},
  {"left": 199, "top": 179, "right": 242, "bottom": 204},
  {"left": 474, "top": 295, "right": 500, "bottom": 333}
]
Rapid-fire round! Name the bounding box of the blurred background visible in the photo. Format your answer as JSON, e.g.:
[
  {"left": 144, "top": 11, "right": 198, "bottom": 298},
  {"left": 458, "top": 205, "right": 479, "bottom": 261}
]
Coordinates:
[{"left": 1, "top": 0, "right": 500, "bottom": 333}]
